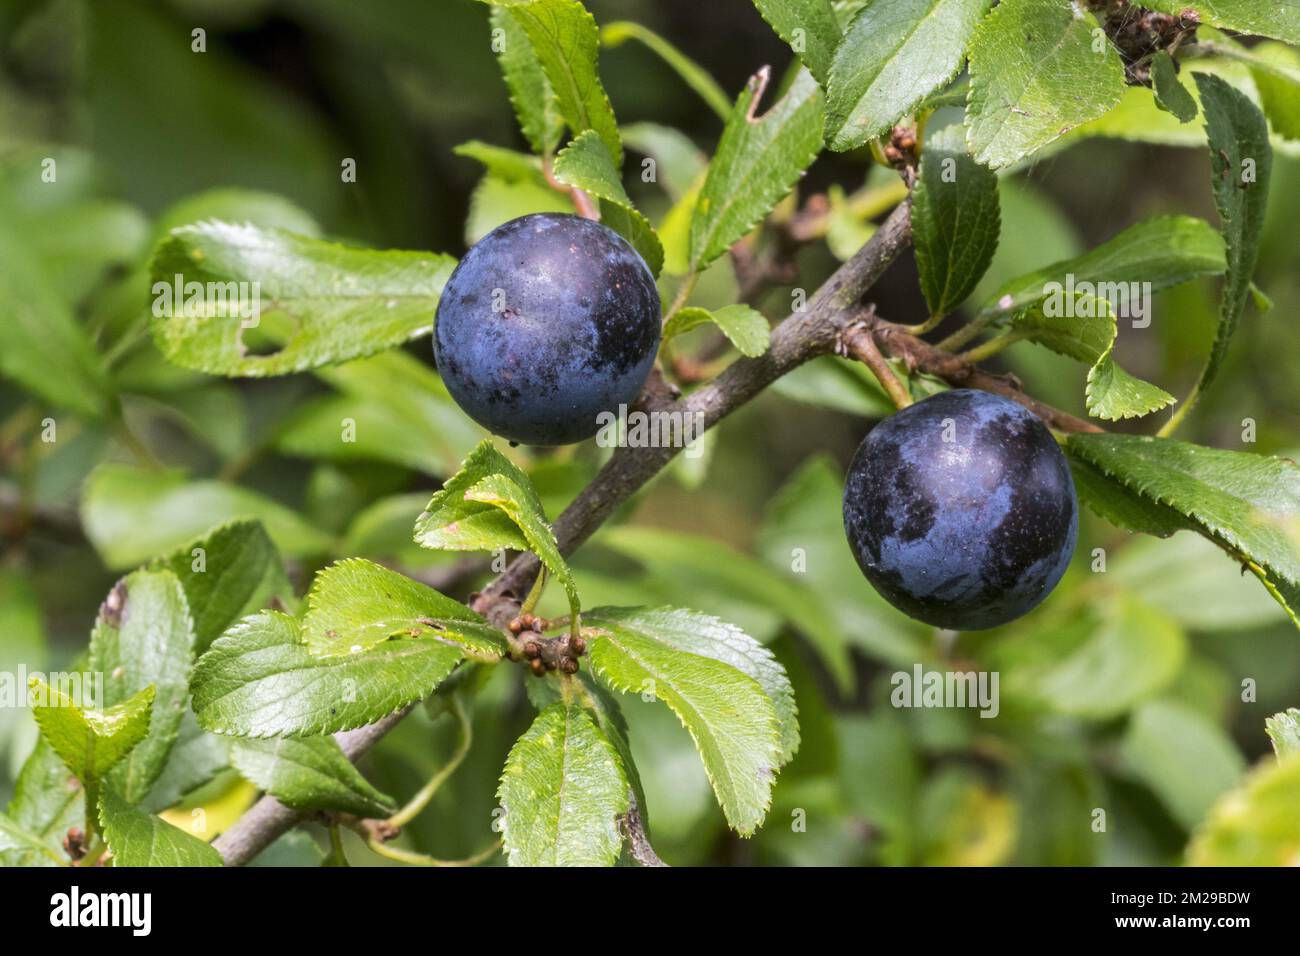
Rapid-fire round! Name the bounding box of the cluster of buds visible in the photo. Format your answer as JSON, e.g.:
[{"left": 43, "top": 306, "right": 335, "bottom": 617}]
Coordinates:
[
  {"left": 508, "top": 613, "right": 587, "bottom": 676},
  {"left": 880, "top": 124, "right": 918, "bottom": 174},
  {"left": 1092, "top": 2, "right": 1200, "bottom": 84}
]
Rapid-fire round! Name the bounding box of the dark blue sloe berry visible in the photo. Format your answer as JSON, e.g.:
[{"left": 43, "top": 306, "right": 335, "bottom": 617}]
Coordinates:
[
  {"left": 842, "top": 389, "right": 1078, "bottom": 630},
  {"left": 434, "top": 213, "right": 661, "bottom": 445}
]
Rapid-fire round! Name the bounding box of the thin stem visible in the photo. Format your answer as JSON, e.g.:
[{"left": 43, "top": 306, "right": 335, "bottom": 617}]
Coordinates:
[
  {"left": 935, "top": 311, "right": 998, "bottom": 353},
  {"left": 365, "top": 836, "right": 501, "bottom": 868},
  {"left": 113, "top": 419, "right": 162, "bottom": 470},
  {"left": 386, "top": 695, "right": 472, "bottom": 829},
  {"left": 327, "top": 823, "right": 347, "bottom": 865},
  {"left": 1157, "top": 384, "right": 1198, "bottom": 438},
  {"left": 664, "top": 272, "right": 699, "bottom": 325},
  {"left": 901, "top": 313, "right": 945, "bottom": 336},
  {"left": 843, "top": 327, "right": 912, "bottom": 409},
  {"left": 520, "top": 568, "right": 547, "bottom": 615},
  {"left": 959, "top": 328, "right": 1027, "bottom": 364}
]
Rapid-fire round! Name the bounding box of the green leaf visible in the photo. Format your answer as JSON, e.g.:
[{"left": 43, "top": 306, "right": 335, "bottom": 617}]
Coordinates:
[
  {"left": 825, "top": 0, "right": 991, "bottom": 152},
  {"left": 1121, "top": 700, "right": 1245, "bottom": 831},
  {"left": 98, "top": 787, "right": 221, "bottom": 867},
  {"left": 1067, "top": 457, "right": 1188, "bottom": 537},
  {"left": 1187, "top": 757, "right": 1300, "bottom": 865},
  {"left": 965, "top": 0, "right": 1124, "bottom": 168},
  {"left": 301, "top": 558, "right": 504, "bottom": 659},
  {"left": 663, "top": 304, "right": 771, "bottom": 357},
  {"left": 153, "top": 520, "right": 293, "bottom": 655},
  {"left": 911, "top": 124, "right": 1000, "bottom": 318},
  {"left": 1151, "top": 51, "right": 1197, "bottom": 123},
  {"left": 984, "top": 214, "right": 1226, "bottom": 320},
  {"left": 552, "top": 129, "right": 664, "bottom": 275},
  {"left": 493, "top": 0, "right": 623, "bottom": 166},
  {"left": 149, "top": 221, "right": 456, "bottom": 376},
  {"left": 498, "top": 698, "right": 630, "bottom": 866},
  {"left": 751, "top": 0, "right": 842, "bottom": 85},
  {"left": 1146, "top": 1, "right": 1300, "bottom": 46},
  {"left": 82, "top": 463, "right": 333, "bottom": 570},
  {"left": 596, "top": 524, "right": 853, "bottom": 692},
  {"left": 490, "top": 6, "right": 564, "bottom": 155},
  {"left": 0, "top": 811, "right": 64, "bottom": 865},
  {"left": 0, "top": 222, "right": 112, "bottom": 417},
  {"left": 689, "top": 68, "right": 824, "bottom": 271},
  {"left": 600, "top": 21, "right": 730, "bottom": 119},
  {"left": 1188, "top": 72, "right": 1272, "bottom": 399},
  {"left": 1068, "top": 434, "right": 1300, "bottom": 626},
  {"left": 465, "top": 472, "right": 580, "bottom": 621},
  {"left": 0, "top": 740, "right": 83, "bottom": 867},
  {"left": 32, "top": 680, "right": 155, "bottom": 788},
  {"left": 586, "top": 606, "right": 799, "bottom": 764},
  {"left": 1011, "top": 296, "right": 1174, "bottom": 420},
  {"left": 454, "top": 140, "right": 547, "bottom": 183},
  {"left": 191, "top": 611, "right": 468, "bottom": 737},
  {"left": 89, "top": 570, "right": 195, "bottom": 804},
  {"left": 1266, "top": 708, "right": 1300, "bottom": 758},
  {"left": 413, "top": 439, "right": 537, "bottom": 554},
  {"left": 585, "top": 613, "right": 782, "bottom": 834},
  {"left": 230, "top": 736, "right": 396, "bottom": 818},
  {"left": 1247, "top": 42, "right": 1300, "bottom": 141},
  {"left": 1034, "top": 598, "right": 1186, "bottom": 720}
]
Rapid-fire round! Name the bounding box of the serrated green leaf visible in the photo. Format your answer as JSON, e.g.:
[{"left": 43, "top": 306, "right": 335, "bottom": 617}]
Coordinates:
[
  {"left": 596, "top": 524, "right": 853, "bottom": 691},
  {"left": 1010, "top": 295, "right": 1174, "bottom": 420},
  {"left": 1266, "top": 708, "right": 1300, "bottom": 758},
  {"left": 1146, "top": 1, "right": 1300, "bottom": 46},
  {"left": 1188, "top": 72, "right": 1272, "bottom": 399},
  {"left": 0, "top": 221, "right": 112, "bottom": 417},
  {"left": 689, "top": 68, "right": 824, "bottom": 270},
  {"left": 191, "top": 611, "right": 467, "bottom": 737},
  {"left": 585, "top": 615, "right": 782, "bottom": 835},
  {"left": 600, "top": 21, "right": 730, "bottom": 118},
  {"left": 491, "top": 6, "right": 564, "bottom": 155},
  {"left": 750, "top": 0, "right": 842, "bottom": 85},
  {"left": 984, "top": 214, "right": 1226, "bottom": 320},
  {"left": 413, "top": 439, "right": 536, "bottom": 553},
  {"left": 1187, "top": 756, "right": 1300, "bottom": 865},
  {"left": 1121, "top": 699, "right": 1245, "bottom": 831},
  {"left": 302, "top": 558, "right": 504, "bottom": 660},
  {"left": 1151, "top": 51, "right": 1197, "bottom": 122},
  {"left": 489, "top": 0, "right": 623, "bottom": 166},
  {"left": 1067, "top": 457, "right": 1188, "bottom": 537},
  {"left": 552, "top": 129, "right": 664, "bottom": 275},
  {"left": 153, "top": 520, "right": 293, "bottom": 655},
  {"left": 465, "top": 473, "right": 580, "bottom": 621},
  {"left": 911, "top": 124, "right": 1000, "bottom": 318},
  {"left": 32, "top": 680, "right": 155, "bottom": 789},
  {"left": 81, "top": 463, "right": 333, "bottom": 570},
  {"left": 1247, "top": 42, "right": 1300, "bottom": 141},
  {"left": 0, "top": 740, "right": 83, "bottom": 867},
  {"left": 498, "top": 698, "right": 630, "bottom": 866},
  {"left": 1035, "top": 597, "right": 1186, "bottom": 720},
  {"left": 99, "top": 787, "right": 221, "bottom": 867},
  {"left": 586, "top": 606, "right": 799, "bottom": 764},
  {"left": 663, "top": 304, "right": 771, "bottom": 357},
  {"left": 454, "top": 140, "right": 547, "bottom": 183},
  {"left": 825, "top": 0, "right": 990, "bottom": 151},
  {"left": 1069, "top": 433, "right": 1300, "bottom": 626},
  {"left": 149, "top": 221, "right": 456, "bottom": 376},
  {"left": 230, "top": 735, "right": 396, "bottom": 818},
  {"left": 89, "top": 570, "right": 195, "bottom": 804},
  {"left": 966, "top": 0, "right": 1124, "bottom": 168}
]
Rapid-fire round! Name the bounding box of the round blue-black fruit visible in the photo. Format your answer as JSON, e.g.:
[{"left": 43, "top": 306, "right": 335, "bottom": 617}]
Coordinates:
[
  {"left": 434, "top": 213, "right": 661, "bottom": 445},
  {"left": 842, "top": 389, "right": 1078, "bottom": 630}
]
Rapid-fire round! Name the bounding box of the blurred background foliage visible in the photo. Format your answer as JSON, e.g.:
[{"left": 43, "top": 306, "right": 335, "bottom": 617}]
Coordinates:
[{"left": 0, "top": 0, "right": 1297, "bottom": 866}]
